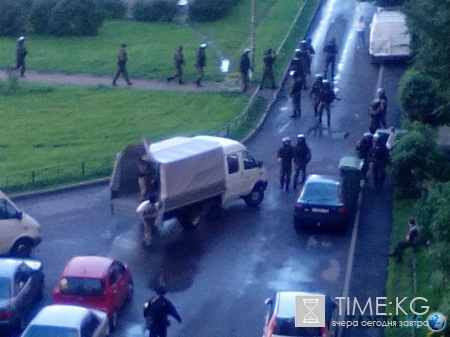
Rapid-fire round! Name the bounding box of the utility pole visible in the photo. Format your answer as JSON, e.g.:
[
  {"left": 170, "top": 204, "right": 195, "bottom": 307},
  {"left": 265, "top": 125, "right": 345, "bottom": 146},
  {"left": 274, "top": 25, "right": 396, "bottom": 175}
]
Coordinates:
[{"left": 250, "top": 0, "right": 256, "bottom": 75}]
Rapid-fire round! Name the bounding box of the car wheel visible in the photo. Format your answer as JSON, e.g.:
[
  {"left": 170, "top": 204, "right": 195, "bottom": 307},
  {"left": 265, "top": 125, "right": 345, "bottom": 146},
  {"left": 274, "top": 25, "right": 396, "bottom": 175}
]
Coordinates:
[
  {"left": 178, "top": 204, "right": 203, "bottom": 230},
  {"left": 11, "top": 238, "right": 33, "bottom": 257},
  {"left": 243, "top": 187, "right": 264, "bottom": 207}
]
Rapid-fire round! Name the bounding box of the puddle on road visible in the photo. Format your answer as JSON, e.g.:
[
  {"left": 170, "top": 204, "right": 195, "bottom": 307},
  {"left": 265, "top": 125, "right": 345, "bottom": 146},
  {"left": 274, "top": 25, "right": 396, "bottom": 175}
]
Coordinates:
[{"left": 268, "top": 259, "right": 312, "bottom": 290}]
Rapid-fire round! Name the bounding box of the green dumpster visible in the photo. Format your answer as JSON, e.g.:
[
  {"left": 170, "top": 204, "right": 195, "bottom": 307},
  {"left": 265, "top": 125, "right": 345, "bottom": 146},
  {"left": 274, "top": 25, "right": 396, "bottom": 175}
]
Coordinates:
[{"left": 339, "top": 156, "right": 363, "bottom": 209}]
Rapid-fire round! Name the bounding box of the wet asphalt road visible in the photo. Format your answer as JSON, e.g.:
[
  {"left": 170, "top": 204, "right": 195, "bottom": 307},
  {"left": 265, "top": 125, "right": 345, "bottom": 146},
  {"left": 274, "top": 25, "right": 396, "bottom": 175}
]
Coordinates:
[{"left": 8, "top": 0, "right": 408, "bottom": 336}]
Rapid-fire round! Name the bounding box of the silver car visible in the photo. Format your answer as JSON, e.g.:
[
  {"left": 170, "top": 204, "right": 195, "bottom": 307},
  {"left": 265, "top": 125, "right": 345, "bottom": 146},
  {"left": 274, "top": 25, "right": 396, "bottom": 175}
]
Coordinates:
[{"left": 20, "top": 304, "right": 109, "bottom": 337}]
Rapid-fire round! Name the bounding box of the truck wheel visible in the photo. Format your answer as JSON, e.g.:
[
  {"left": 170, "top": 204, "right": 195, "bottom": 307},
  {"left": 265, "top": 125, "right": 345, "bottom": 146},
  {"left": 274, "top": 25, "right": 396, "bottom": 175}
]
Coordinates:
[
  {"left": 244, "top": 187, "right": 264, "bottom": 207},
  {"left": 179, "top": 205, "right": 203, "bottom": 230},
  {"left": 10, "top": 238, "right": 33, "bottom": 257}
]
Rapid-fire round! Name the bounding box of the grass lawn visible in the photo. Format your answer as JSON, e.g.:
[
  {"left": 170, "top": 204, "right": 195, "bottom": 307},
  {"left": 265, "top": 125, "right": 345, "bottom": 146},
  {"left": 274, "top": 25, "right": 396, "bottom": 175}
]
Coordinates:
[
  {"left": 0, "top": 81, "right": 247, "bottom": 190},
  {"left": 385, "top": 198, "right": 441, "bottom": 337}
]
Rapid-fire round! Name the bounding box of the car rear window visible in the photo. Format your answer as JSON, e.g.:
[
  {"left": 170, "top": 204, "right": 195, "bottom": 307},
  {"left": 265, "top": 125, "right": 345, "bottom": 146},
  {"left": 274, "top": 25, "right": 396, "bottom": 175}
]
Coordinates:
[
  {"left": 274, "top": 319, "right": 323, "bottom": 336},
  {"left": 301, "top": 182, "right": 340, "bottom": 204},
  {"left": 60, "top": 277, "right": 104, "bottom": 296},
  {"left": 23, "top": 325, "right": 78, "bottom": 337},
  {"left": 0, "top": 277, "right": 11, "bottom": 298}
]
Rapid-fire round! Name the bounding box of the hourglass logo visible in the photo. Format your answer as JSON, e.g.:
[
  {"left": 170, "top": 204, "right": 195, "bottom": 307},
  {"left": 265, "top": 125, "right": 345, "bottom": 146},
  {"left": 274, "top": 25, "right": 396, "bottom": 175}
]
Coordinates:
[{"left": 295, "top": 295, "right": 326, "bottom": 327}]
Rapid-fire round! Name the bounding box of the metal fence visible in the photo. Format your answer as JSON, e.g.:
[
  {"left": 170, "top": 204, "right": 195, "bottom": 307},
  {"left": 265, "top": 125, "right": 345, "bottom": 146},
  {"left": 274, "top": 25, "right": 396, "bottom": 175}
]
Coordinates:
[{"left": 0, "top": 156, "right": 115, "bottom": 194}]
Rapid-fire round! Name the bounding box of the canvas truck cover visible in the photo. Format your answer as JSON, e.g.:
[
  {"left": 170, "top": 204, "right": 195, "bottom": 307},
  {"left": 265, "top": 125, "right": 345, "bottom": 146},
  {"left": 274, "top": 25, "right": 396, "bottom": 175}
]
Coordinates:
[
  {"left": 369, "top": 10, "right": 411, "bottom": 58},
  {"left": 149, "top": 137, "right": 226, "bottom": 212}
]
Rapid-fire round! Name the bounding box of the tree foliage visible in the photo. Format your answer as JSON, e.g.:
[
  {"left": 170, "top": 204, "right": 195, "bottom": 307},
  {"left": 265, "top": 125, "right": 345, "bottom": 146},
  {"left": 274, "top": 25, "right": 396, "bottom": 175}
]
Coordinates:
[
  {"left": 29, "top": 0, "right": 58, "bottom": 34},
  {"left": 96, "top": 0, "right": 127, "bottom": 19},
  {"left": 132, "top": 0, "right": 178, "bottom": 22},
  {"left": 0, "top": 0, "right": 32, "bottom": 37},
  {"left": 189, "top": 0, "right": 237, "bottom": 22}
]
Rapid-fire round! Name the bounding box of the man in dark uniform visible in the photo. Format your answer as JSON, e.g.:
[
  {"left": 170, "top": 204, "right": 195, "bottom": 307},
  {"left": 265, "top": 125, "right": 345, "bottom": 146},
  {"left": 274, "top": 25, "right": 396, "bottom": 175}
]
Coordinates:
[
  {"left": 277, "top": 137, "right": 294, "bottom": 192},
  {"left": 260, "top": 48, "right": 276, "bottom": 90},
  {"left": 377, "top": 88, "right": 388, "bottom": 128},
  {"left": 144, "top": 286, "right": 182, "bottom": 337},
  {"left": 309, "top": 74, "right": 323, "bottom": 118},
  {"left": 370, "top": 132, "right": 390, "bottom": 191},
  {"left": 323, "top": 37, "right": 338, "bottom": 79},
  {"left": 288, "top": 71, "right": 303, "bottom": 118},
  {"left": 167, "top": 45, "right": 185, "bottom": 85},
  {"left": 317, "top": 79, "right": 336, "bottom": 128},
  {"left": 112, "top": 43, "right": 133, "bottom": 86},
  {"left": 355, "top": 132, "right": 373, "bottom": 178},
  {"left": 298, "top": 40, "right": 312, "bottom": 74},
  {"left": 16, "top": 36, "right": 28, "bottom": 78},
  {"left": 368, "top": 98, "right": 382, "bottom": 134},
  {"left": 389, "top": 219, "right": 420, "bottom": 262},
  {"left": 239, "top": 49, "right": 251, "bottom": 92},
  {"left": 292, "top": 134, "right": 311, "bottom": 189},
  {"left": 195, "top": 44, "right": 207, "bottom": 87},
  {"left": 292, "top": 49, "right": 308, "bottom": 89}
]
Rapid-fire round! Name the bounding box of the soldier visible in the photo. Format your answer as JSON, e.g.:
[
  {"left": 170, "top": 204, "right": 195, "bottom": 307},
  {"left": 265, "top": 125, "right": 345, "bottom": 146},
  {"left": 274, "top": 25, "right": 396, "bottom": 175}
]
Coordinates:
[
  {"left": 195, "top": 44, "right": 207, "bottom": 87},
  {"left": 260, "top": 48, "right": 276, "bottom": 90},
  {"left": 368, "top": 98, "right": 383, "bottom": 134},
  {"left": 137, "top": 195, "right": 160, "bottom": 247},
  {"left": 167, "top": 45, "right": 185, "bottom": 85},
  {"left": 299, "top": 40, "right": 312, "bottom": 74},
  {"left": 355, "top": 132, "right": 373, "bottom": 178},
  {"left": 377, "top": 88, "right": 388, "bottom": 128},
  {"left": 239, "top": 49, "right": 252, "bottom": 93},
  {"left": 288, "top": 71, "right": 303, "bottom": 118},
  {"left": 323, "top": 37, "right": 338, "bottom": 79},
  {"left": 293, "top": 49, "right": 308, "bottom": 89},
  {"left": 277, "top": 137, "right": 294, "bottom": 192},
  {"left": 16, "top": 36, "right": 28, "bottom": 78},
  {"left": 143, "top": 286, "right": 182, "bottom": 337},
  {"left": 112, "top": 43, "right": 133, "bottom": 86},
  {"left": 304, "top": 37, "right": 316, "bottom": 59},
  {"left": 370, "top": 132, "right": 390, "bottom": 191},
  {"left": 292, "top": 134, "right": 311, "bottom": 189},
  {"left": 309, "top": 74, "right": 323, "bottom": 118},
  {"left": 317, "top": 79, "right": 336, "bottom": 128}
]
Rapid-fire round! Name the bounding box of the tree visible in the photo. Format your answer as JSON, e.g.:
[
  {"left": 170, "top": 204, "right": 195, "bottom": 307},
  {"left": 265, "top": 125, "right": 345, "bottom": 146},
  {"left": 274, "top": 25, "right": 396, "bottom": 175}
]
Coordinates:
[
  {"left": 0, "top": 0, "right": 32, "bottom": 37},
  {"left": 29, "top": 0, "right": 58, "bottom": 34}
]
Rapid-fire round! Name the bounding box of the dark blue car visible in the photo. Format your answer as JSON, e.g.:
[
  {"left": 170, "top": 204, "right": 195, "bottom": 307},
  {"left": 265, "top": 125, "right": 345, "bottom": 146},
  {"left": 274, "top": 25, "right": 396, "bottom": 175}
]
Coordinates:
[{"left": 0, "top": 258, "right": 44, "bottom": 331}]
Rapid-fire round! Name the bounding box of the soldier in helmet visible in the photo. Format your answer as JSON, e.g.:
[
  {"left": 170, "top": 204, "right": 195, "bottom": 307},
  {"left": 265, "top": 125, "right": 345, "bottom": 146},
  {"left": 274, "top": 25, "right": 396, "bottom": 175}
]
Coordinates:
[
  {"left": 195, "top": 44, "right": 207, "bottom": 87},
  {"left": 292, "top": 134, "right": 312, "bottom": 189},
  {"left": 289, "top": 71, "right": 303, "bottom": 118},
  {"left": 355, "top": 132, "right": 373, "bottom": 178},
  {"left": 370, "top": 132, "right": 390, "bottom": 191},
  {"left": 239, "top": 49, "right": 252, "bottom": 92},
  {"left": 323, "top": 37, "right": 338, "bottom": 79},
  {"left": 167, "top": 45, "right": 185, "bottom": 85},
  {"left": 317, "top": 79, "right": 336, "bottom": 128},
  {"left": 299, "top": 40, "right": 312, "bottom": 74},
  {"left": 377, "top": 88, "right": 388, "bottom": 128},
  {"left": 260, "top": 48, "right": 277, "bottom": 90},
  {"left": 309, "top": 74, "right": 323, "bottom": 118},
  {"left": 16, "top": 36, "right": 28, "bottom": 78},
  {"left": 277, "top": 137, "right": 294, "bottom": 192},
  {"left": 112, "top": 43, "right": 133, "bottom": 86},
  {"left": 369, "top": 98, "right": 383, "bottom": 134},
  {"left": 293, "top": 48, "right": 308, "bottom": 89}
]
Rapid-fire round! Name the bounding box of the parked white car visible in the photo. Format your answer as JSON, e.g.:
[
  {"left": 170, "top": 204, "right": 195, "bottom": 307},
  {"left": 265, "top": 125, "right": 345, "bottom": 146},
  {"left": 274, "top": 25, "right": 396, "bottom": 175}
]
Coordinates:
[{"left": 0, "top": 190, "right": 42, "bottom": 257}]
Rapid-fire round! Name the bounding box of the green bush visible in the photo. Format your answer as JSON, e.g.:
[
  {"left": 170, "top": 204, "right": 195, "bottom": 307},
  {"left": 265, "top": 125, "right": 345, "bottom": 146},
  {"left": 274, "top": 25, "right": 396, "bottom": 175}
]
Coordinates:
[
  {"left": 398, "top": 68, "right": 445, "bottom": 127},
  {"left": 96, "top": 0, "right": 127, "bottom": 19},
  {"left": 189, "top": 0, "right": 234, "bottom": 22},
  {"left": 47, "top": 0, "right": 103, "bottom": 36},
  {"left": 29, "top": 0, "right": 57, "bottom": 34},
  {"left": 0, "top": 0, "right": 32, "bottom": 37},
  {"left": 390, "top": 122, "right": 450, "bottom": 198},
  {"left": 132, "top": 0, "right": 178, "bottom": 22}
]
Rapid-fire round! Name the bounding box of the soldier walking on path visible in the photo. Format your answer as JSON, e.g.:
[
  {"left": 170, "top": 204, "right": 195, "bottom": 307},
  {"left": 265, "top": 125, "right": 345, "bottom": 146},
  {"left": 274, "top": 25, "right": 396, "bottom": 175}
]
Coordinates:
[
  {"left": 16, "top": 36, "right": 28, "bottom": 78},
  {"left": 277, "top": 137, "right": 294, "bottom": 192},
  {"left": 112, "top": 43, "right": 133, "bottom": 86},
  {"left": 167, "top": 45, "right": 185, "bottom": 85},
  {"left": 195, "top": 44, "right": 207, "bottom": 87},
  {"left": 292, "top": 134, "right": 311, "bottom": 189},
  {"left": 260, "top": 48, "right": 277, "bottom": 90},
  {"left": 309, "top": 74, "right": 323, "bottom": 118},
  {"left": 239, "top": 49, "right": 252, "bottom": 93}
]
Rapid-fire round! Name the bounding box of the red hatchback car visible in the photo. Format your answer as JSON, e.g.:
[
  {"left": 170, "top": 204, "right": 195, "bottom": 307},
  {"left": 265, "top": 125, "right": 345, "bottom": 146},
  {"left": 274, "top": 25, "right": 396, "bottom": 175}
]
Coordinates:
[{"left": 52, "top": 256, "right": 133, "bottom": 330}]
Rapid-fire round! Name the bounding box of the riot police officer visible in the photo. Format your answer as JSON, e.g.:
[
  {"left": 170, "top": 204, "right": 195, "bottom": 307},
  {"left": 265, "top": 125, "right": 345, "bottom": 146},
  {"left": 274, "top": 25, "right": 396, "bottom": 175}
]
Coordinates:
[
  {"left": 370, "top": 132, "right": 390, "bottom": 191},
  {"left": 309, "top": 74, "right": 323, "bottom": 118},
  {"left": 112, "top": 43, "right": 133, "bottom": 86},
  {"left": 289, "top": 71, "right": 303, "bottom": 118},
  {"left": 277, "top": 137, "right": 294, "bottom": 192},
  {"left": 239, "top": 49, "right": 252, "bottom": 92},
  {"left": 369, "top": 98, "right": 382, "bottom": 134},
  {"left": 355, "top": 132, "right": 373, "bottom": 178},
  {"left": 377, "top": 88, "right": 388, "bottom": 128},
  {"left": 323, "top": 37, "right": 338, "bottom": 79},
  {"left": 293, "top": 134, "right": 312, "bottom": 189},
  {"left": 16, "top": 36, "right": 28, "bottom": 78},
  {"left": 167, "top": 45, "right": 185, "bottom": 85},
  {"left": 317, "top": 79, "right": 336, "bottom": 128},
  {"left": 195, "top": 44, "right": 207, "bottom": 87},
  {"left": 260, "top": 48, "right": 276, "bottom": 90}
]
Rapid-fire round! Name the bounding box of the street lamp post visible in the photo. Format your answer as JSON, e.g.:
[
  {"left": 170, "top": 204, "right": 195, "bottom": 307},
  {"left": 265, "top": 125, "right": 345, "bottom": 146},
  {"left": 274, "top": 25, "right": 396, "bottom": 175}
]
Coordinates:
[{"left": 250, "top": 0, "right": 256, "bottom": 75}]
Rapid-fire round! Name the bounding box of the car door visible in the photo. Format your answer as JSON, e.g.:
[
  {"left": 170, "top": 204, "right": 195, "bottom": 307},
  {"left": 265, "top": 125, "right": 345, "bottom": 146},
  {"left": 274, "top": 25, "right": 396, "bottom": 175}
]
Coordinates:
[
  {"left": 0, "top": 198, "right": 22, "bottom": 254},
  {"left": 222, "top": 153, "right": 242, "bottom": 202},
  {"left": 240, "top": 150, "right": 261, "bottom": 195}
]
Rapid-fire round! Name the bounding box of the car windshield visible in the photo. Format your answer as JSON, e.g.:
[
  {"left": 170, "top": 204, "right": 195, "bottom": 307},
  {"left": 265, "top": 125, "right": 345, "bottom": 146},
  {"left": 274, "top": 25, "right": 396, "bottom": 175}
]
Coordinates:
[
  {"left": 60, "top": 277, "right": 104, "bottom": 296},
  {"left": 301, "top": 181, "right": 340, "bottom": 204},
  {"left": 275, "top": 318, "right": 323, "bottom": 336},
  {"left": 23, "top": 325, "right": 79, "bottom": 337},
  {"left": 0, "top": 277, "right": 11, "bottom": 298}
]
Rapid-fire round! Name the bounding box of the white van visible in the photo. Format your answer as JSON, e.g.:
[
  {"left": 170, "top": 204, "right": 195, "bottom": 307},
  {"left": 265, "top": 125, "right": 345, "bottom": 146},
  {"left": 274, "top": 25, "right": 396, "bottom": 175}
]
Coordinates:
[
  {"left": 0, "top": 190, "right": 42, "bottom": 256},
  {"left": 369, "top": 8, "right": 411, "bottom": 62}
]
